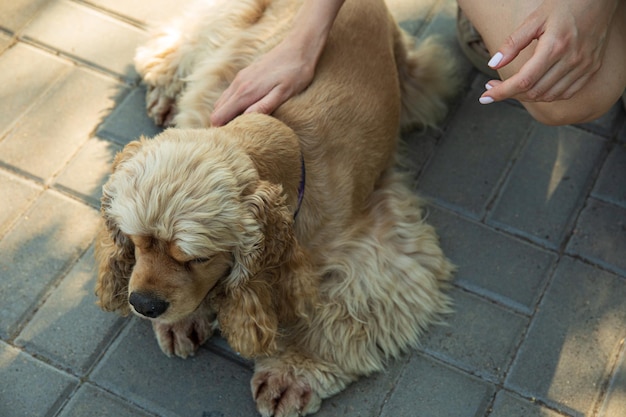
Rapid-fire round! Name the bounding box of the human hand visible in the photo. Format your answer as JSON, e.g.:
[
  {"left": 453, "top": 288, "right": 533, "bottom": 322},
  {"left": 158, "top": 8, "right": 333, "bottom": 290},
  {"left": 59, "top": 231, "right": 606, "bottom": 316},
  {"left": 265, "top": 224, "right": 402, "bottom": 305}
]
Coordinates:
[
  {"left": 479, "top": 0, "right": 620, "bottom": 105},
  {"left": 209, "top": 38, "right": 316, "bottom": 126}
]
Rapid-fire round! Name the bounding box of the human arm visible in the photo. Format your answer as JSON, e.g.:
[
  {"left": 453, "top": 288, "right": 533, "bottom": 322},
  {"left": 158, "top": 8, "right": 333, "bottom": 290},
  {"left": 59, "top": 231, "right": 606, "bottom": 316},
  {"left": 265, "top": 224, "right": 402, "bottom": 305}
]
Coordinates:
[
  {"left": 479, "top": 0, "right": 620, "bottom": 105},
  {"left": 210, "top": 0, "right": 345, "bottom": 126}
]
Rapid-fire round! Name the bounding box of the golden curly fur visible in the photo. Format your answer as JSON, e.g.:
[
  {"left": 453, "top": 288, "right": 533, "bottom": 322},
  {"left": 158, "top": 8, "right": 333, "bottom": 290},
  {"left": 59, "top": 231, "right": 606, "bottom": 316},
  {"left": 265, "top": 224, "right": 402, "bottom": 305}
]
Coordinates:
[{"left": 95, "top": 0, "right": 456, "bottom": 415}]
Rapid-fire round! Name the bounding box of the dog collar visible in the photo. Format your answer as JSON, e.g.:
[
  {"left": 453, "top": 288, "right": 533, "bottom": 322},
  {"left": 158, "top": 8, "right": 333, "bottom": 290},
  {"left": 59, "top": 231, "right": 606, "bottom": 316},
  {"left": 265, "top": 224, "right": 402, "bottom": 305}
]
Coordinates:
[{"left": 293, "top": 154, "right": 306, "bottom": 219}]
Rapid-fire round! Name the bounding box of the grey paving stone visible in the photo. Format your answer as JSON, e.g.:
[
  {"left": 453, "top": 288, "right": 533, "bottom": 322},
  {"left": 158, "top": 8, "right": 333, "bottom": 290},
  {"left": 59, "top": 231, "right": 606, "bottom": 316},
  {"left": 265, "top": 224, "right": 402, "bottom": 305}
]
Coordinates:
[
  {"left": 420, "top": 288, "right": 528, "bottom": 382},
  {"left": 417, "top": 96, "right": 532, "bottom": 219},
  {"left": 15, "top": 246, "right": 125, "bottom": 375},
  {"left": 598, "top": 346, "right": 626, "bottom": 417},
  {"left": 0, "top": 190, "right": 99, "bottom": 338},
  {"left": 575, "top": 101, "right": 624, "bottom": 139},
  {"left": 400, "top": 129, "right": 439, "bottom": 178},
  {"left": 86, "top": 0, "right": 197, "bottom": 26},
  {"left": 316, "top": 359, "right": 405, "bottom": 417},
  {"left": 381, "top": 353, "right": 494, "bottom": 417},
  {"left": 22, "top": 0, "right": 145, "bottom": 79},
  {"left": 506, "top": 257, "right": 626, "bottom": 416},
  {"left": 489, "top": 390, "right": 563, "bottom": 417},
  {"left": 0, "top": 67, "right": 122, "bottom": 182},
  {"left": 390, "top": 0, "right": 437, "bottom": 36},
  {"left": 427, "top": 206, "right": 556, "bottom": 314},
  {"left": 54, "top": 136, "right": 121, "bottom": 207},
  {"left": 0, "top": 0, "right": 50, "bottom": 33},
  {"left": 97, "top": 86, "right": 163, "bottom": 145},
  {"left": 0, "top": 42, "right": 69, "bottom": 136},
  {"left": 488, "top": 124, "right": 606, "bottom": 249},
  {"left": 592, "top": 143, "right": 626, "bottom": 208},
  {"left": 567, "top": 198, "right": 626, "bottom": 276},
  {"left": 0, "top": 169, "right": 41, "bottom": 235},
  {"left": 0, "top": 340, "right": 78, "bottom": 417},
  {"left": 91, "top": 319, "right": 257, "bottom": 417},
  {"left": 58, "top": 383, "right": 155, "bottom": 417}
]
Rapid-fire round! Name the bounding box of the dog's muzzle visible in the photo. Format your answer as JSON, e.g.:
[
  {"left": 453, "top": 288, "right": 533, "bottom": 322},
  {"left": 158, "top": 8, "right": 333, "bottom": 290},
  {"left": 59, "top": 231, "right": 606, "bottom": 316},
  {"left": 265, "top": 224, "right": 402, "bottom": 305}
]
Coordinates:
[{"left": 129, "top": 291, "right": 170, "bottom": 319}]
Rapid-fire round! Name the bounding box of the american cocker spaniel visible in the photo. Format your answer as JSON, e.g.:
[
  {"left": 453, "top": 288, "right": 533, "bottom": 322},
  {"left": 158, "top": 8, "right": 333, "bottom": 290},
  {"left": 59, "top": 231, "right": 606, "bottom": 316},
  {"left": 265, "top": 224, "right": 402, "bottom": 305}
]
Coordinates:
[{"left": 95, "top": 0, "right": 456, "bottom": 415}]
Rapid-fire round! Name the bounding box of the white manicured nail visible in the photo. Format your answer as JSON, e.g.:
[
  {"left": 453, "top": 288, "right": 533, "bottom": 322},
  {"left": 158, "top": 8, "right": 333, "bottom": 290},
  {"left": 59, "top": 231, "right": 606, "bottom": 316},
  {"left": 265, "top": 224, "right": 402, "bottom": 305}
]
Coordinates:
[
  {"left": 485, "top": 83, "right": 493, "bottom": 90},
  {"left": 488, "top": 52, "right": 503, "bottom": 68},
  {"left": 479, "top": 96, "right": 494, "bottom": 105}
]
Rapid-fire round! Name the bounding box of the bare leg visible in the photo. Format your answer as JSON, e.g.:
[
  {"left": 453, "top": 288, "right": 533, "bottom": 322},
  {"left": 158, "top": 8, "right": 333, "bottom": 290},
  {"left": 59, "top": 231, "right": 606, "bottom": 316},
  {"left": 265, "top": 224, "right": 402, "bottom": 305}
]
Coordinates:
[{"left": 458, "top": 0, "right": 626, "bottom": 125}]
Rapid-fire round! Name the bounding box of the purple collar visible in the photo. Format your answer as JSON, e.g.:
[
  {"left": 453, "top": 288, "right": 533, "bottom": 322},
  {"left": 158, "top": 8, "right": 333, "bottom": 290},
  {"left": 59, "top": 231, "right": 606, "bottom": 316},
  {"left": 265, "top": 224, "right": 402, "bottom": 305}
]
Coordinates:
[{"left": 293, "top": 154, "right": 305, "bottom": 219}]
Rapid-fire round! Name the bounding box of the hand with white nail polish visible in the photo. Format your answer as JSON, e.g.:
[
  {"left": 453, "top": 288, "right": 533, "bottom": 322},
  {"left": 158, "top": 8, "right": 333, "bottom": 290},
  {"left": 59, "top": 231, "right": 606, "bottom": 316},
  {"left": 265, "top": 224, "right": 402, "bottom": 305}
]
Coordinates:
[{"left": 478, "top": 0, "right": 619, "bottom": 105}]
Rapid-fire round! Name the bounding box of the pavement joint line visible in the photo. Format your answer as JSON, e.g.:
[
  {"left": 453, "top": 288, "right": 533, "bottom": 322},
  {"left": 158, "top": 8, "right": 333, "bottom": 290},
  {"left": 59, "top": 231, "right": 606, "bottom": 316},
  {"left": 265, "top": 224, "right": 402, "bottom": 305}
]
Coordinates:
[
  {"left": 16, "top": 36, "right": 140, "bottom": 85},
  {"left": 71, "top": 0, "right": 150, "bottom": 31},
  {"left": 375, "top": 351, "right": 415, "bottom": 417}
]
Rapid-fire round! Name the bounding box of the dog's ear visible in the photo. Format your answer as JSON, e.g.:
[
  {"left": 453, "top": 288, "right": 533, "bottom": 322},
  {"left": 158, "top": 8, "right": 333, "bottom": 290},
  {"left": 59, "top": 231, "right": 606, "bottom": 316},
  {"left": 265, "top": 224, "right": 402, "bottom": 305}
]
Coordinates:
[
  {"left": 218, "top": 180, "right": 295, "bottom": 357},
  {"left": 93, "top": 140, "right": 144, "bottom": 315}
]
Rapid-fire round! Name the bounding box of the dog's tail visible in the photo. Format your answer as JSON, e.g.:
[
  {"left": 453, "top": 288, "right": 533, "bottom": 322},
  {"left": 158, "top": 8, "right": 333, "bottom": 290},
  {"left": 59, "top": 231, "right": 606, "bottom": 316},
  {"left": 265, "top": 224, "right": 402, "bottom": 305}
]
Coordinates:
[{"left": 395, "top": 30, "right": 459, "bottom": 130}]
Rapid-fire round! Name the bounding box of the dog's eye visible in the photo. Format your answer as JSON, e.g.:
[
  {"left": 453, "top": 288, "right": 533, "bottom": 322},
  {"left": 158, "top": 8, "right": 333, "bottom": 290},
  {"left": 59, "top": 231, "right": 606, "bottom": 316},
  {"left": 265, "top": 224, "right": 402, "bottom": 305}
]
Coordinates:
[{"left": 189, "top": 257, "right": 211, "bottom": 265}]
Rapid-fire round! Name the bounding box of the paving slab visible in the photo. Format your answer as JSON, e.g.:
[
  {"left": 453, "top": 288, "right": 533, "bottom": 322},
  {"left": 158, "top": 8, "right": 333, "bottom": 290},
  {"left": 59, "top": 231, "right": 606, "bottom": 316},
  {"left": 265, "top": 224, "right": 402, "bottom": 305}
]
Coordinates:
[
  {"left": 427, "top": 206, "right": 556, "bottom": 314},
  {"left": 489, "top": 390, "right": 564, "bottom": 417},
  {"left": 592, "top": 143, "right": 626, "bottom": 207},
  {"left": 54, "top": 136, "right": 122, "bottom": 207},
  {"left": 598, "top": 345, "right": 626, "bottom": 417},
  {"left": 381, "top": 353, "right": 495, "bottom": 417},
  {"left": 488, "top": 124, "right": 607, "bottom": 249},
  {"left": 85, "top": 0, "right": 197, "bottom": 26},
  {"left": 97, "top": 85, "right": 163, "bottom": 145},
  {"left": 0, "top": 340, "right": 78, "bottom": 417},
  {"left": 0, "top": 190, "right": 99, "bottom": 338},
  {"left": 15, "top": 246, "right": 125, "bottom": 375},
  {"left": 417, "top": 94, "right": 532, "bottom": 219},
  {"left": 0, "top": 67, "right": 121, "bottom": 182},
  {"left": 0, "top": 0, "right": 51, "bottom": 34},
  {"left": 420, "top": 288, "right": 528, "bottom": 382},
  {"left": 22, "top": 0, "right": 145, "bottom": 79},
  {"left": 0, "top": 42, "right": 70, "bottom": 137},
  {"left": 57, "top": 383, "right": 156, "bottom": 417},
  {"left": 505, "top": 257, "right": 626, "bottom": 416},
  {"left": 91, "top": 319, "right": 257, "bottom": 417},
  {"left": 0, "top": 169, "right": 42, "bottom": 236},
  {"left": 567, "top": 198, "right": 626, "bottom": 276}
]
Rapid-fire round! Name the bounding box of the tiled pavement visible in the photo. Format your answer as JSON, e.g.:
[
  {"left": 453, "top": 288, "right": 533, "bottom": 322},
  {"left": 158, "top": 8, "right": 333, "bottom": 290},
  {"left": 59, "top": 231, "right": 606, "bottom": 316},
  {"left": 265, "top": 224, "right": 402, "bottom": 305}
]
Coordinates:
[{"left": 1, "top": 0, "right": 625, "bottom": 416}]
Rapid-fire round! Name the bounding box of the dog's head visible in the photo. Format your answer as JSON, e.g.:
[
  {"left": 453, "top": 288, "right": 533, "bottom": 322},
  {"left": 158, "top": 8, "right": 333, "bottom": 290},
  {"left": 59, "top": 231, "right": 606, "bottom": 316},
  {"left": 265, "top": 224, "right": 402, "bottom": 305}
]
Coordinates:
[{"left": 95, "top": 115, "right": 305, "bottom": 356}]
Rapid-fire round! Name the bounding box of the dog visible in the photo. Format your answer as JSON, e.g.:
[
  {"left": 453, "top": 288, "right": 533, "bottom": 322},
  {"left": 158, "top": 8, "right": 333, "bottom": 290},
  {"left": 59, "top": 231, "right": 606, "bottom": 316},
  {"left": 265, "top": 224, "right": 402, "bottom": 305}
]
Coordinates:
[{"left": 95, "top": 0, "right": 456, "bottom": 415}]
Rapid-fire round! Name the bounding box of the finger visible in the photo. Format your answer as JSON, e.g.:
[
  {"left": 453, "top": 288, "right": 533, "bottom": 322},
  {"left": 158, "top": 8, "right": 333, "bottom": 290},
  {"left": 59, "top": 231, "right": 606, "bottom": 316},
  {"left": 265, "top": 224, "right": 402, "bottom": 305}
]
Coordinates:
[
  {"left": 489, "top": 12, "right": 544, "bottom": 70},
  {"left": 243, "top": 86, "right": 287, "bottom": 116},
  {"left": 481, "top": 40, "right": 558, "bottom": 103}
]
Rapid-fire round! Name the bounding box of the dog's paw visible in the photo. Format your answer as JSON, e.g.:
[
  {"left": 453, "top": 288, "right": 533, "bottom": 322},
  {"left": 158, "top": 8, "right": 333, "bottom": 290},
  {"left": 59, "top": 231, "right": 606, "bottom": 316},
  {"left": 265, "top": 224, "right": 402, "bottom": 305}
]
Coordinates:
[
  {"left": 152, "top": 314, "right": 214, "bottom": 358},
  {"left": 146, "top": 85, "right": 177, "bottom": 127},
  {"left": 252, "top": 369, "right": 322, "bottom": 417}
]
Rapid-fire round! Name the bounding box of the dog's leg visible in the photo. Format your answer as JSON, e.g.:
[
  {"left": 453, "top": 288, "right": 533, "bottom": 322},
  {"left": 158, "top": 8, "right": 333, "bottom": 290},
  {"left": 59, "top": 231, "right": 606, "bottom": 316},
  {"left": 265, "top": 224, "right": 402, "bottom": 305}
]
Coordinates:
[
  {"left": 152, "top": 299, "right": 218, "bottom": 358},
  {"left": 250, "top": 171, "right": 453, "bottom": 416},
  {"left": 251, "top": 352, "right": 353, "bottom": 417}
]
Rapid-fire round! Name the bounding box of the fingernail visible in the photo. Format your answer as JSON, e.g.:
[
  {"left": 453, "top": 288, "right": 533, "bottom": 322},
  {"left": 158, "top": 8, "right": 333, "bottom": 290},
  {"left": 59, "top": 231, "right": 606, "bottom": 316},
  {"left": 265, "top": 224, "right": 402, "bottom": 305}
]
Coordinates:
[
  {"left": 485, "top": 83, "right": 493, "bottom": 90},
  {"left": 488, "top": 52, "right": 503, "bottom": 68},
  {"left": 479, "top": 96, "right": 494, "bottom": 105}
]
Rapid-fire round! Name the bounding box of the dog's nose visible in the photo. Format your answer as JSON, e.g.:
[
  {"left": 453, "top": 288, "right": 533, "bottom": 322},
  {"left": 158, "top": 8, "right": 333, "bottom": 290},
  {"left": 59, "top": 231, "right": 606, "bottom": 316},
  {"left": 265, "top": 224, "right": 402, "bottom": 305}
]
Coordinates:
[{"left": 129, "top": 291, "right": 169, "bottom": 318}]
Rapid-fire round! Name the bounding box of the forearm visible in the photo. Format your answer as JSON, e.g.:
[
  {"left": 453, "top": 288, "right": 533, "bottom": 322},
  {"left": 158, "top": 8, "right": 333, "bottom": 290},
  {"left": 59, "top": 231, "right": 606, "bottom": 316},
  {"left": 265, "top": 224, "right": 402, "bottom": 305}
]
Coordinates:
[{"left": 286, "top": 0, "right": 346, "bottom": 66}]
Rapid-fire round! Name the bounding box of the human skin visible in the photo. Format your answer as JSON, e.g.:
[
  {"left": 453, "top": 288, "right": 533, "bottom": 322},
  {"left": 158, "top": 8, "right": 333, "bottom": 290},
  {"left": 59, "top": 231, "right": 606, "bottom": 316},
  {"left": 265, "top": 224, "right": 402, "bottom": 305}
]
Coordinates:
[
  {"left": 459, "top": 0, "right": 626, "bottom": 125},
  {"left": 210, "top": 0, "right": 345, "bottom": 126}
]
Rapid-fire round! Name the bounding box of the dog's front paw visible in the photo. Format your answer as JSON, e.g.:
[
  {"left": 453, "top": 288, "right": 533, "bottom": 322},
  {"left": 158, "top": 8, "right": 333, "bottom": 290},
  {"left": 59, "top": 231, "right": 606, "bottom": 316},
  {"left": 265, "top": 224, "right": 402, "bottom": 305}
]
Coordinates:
[
  {"left": 145, "top": 85, "right": 177, "bottom": 127},
  {"left": 152, "top": 314, "right": 214, "bottom": 358},
  {"left": 252, "top": 369, "right": 322, "bottom": 417}
]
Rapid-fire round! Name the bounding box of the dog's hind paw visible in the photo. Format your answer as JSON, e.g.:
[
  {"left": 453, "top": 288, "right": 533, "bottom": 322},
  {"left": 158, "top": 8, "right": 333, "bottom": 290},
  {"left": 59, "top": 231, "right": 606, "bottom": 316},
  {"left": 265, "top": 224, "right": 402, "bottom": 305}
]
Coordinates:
[
  {"left": 152, "top": 313, "right": 214, "bottom": 358},
  {"left": 252, "top": 369, "right": 322, "bottom": 417},
  {"left": 146, "top": 85, "right": 178, "bottom": 127}
]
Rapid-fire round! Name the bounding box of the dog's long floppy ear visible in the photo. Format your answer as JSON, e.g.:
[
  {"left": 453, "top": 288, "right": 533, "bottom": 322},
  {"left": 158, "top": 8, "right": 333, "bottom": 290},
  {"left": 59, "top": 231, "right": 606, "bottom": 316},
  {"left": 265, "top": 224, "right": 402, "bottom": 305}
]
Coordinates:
[
  {"left": 218, "top": 179, "right": 295, "bottom": 358},
  {"left": 94, "top": 140, "right": 144, "bottom": 315}
]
